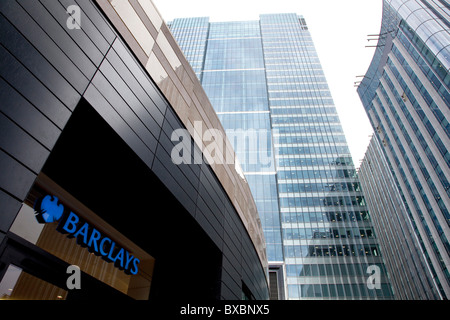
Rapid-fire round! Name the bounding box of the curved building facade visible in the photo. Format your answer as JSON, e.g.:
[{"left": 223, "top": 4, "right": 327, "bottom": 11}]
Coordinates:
[
  {"left": 359, "top": 135, "right": 441, "bottom": 299},
  {"left": 357, "top": 0, "right": 449, "bottom": 299},
  {"left": 0, "top": 0, "right": 268, "bottom": 300}
]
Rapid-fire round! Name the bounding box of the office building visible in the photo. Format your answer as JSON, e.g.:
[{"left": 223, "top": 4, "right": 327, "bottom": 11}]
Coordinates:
[
  {"left": 0, "top": 0, "right": 269, "bottom": 300},
  {"left": 357, "top": 0, "right": 450, "bottom": 299},
  {"left": 170, "top": 13, "right": 394, "bottom": 299},
  {"left": 359, "top": 135, "right": 441, "bottom": 299}
]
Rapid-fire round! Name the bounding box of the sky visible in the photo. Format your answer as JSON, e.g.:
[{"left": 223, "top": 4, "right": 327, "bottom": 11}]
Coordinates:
[{"left": 152, "top": 0, "right": 383, "bottom": 168}]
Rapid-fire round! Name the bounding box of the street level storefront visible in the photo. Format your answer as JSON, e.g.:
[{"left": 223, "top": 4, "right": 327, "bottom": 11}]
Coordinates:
[
  {"left": 0, "top": 100, "right": 223, "bottom": 300},
  {"left": 3, "top": 176, "right": 154, "bottom": 300},
  {"left": 0, "top": 0, "right": 268, "bottom": 300}
]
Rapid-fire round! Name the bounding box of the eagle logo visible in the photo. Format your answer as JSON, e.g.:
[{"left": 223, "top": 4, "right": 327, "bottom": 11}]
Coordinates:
[{"left": 34, "top": 195, "right": 64, "bottom": 224}]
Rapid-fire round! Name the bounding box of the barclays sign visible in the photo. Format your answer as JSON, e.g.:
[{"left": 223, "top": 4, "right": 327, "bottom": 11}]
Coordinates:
[{"left": 34, "top": 195, "right": 140, "bottom": 275}]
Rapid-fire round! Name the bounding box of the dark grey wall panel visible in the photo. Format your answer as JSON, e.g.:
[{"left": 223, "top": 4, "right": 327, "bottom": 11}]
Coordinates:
[
  {"left": 82, "top": 84, "right": 155, "bottom": 170},
  {"left": 98, "top": 59, "right": 161, "bottom": 141},
  {"left": 15, "top": 0, "right": 97, "bottom": 78},
  {"left": 153, "top": 106, "right": 204, "bottom": 211},
  {"left": 199, "top": 169, "right": 226, "bottom": 218},
  {"left": 0, "top": 113, "right": 49, "bottom": 174},
  {"left": 157, "top": 129, "right": 201, "bottom": 187},
  {"left": 197, "top": 181, "right": 224, "bottom": 228},
  {"left": 105, "top": 47, "right": 165, "bottom": 127},
  {"left": 0, "top": 190, "right": 22, "bottom": 233},
  {"left": 0, "top": 150, "right": 36, "bottom": 202},
  {"left": 0, "top": 1, "right": 90, "bottom": 96},
  {"left": 151, "top": 157, "right": 197, "bottom": 217},
  {"left": 111, "top": 40, "right": 167, "bottom": 115},
  {"left": 195, "top": 200, "right": 223, "bottom": 249},
  {"left": 223, "top": 249, "right": 242, "bottom": 285},
  {"left": 57, "top": 0, "right": 112, "bottom": 55},
  {"left": 224, "top": 207, "right": 243, "bottom": 248},
  {"left": 92, "top": 67, "right": 159, "bottom": 152},
  {"left": 223, "top": 228, "right": 242, "bottom": 266},
  {"left": 221, "top": 267, "right": 242, "bottom": 299},
  {"left": 243, "top": 243, "right": 266, "bottom": 298},
  {"left": 38, "top": 0, "right": 104, "bottom": 66},
  {"left": 69, "top": 0, "right": 116, "bottom": 45},
  {"left": 160, "top": 100, "right": 182, "bottom": 133},
  {"left": 0, "top": 44, "right": 72, "bottom": 129},
  {"left": 0, "top": 15, "right": 80, "bottom": 109},
  {"left": 153, "top": 123, "right": 201, "bottom": 211},
  {"left": 221, "top": 283, "right": 240, "bottom": 300},
  {"left": 0, "top": 78, "right": 60, "bottom": 151},
  {"left": 225, "top": 201, "right": 243, "bottom": 229}
]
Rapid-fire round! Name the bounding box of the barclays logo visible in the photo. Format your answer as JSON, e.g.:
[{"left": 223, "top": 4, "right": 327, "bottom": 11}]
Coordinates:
[
  {"left": 34, "top": 195, "right": 64, "bottom": 223},
  {"left": 34, "top": 194, "right": 140, "bottom": 275}
]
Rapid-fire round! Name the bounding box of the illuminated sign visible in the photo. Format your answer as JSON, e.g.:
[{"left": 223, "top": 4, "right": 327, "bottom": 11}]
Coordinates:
[{"left": 34, "top": 195, "right": 140, "bottom": 275}]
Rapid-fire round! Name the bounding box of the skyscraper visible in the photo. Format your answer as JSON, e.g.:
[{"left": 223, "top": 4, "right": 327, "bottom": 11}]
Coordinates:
[
  {"left": 357, "top": 0, "right": 450, "bottom": 299},
  {"left": 359, "top": 135, "right": 441, "bottom": 299},
  {"left": 170, "top": 13, "right": 393, "bottom": 299}
]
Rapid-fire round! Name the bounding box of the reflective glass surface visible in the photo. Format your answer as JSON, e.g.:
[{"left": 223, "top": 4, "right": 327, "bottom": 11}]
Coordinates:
[
  {"left": 170, "top": 13, "right": 393, "bottom": 299},
  {"left": 357, "top": 0, "right": 450, "bottom": 299}
]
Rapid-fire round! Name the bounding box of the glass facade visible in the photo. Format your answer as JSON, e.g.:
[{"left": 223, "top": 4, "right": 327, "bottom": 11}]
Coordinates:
[
  {"left": 359, "top": 135, "right": 441, "bottom": 299},
  {"left": 358, "top": 0, "right": 450, "bottom": 299},
  {"left": 201, "top": 19, "right": 283, "bottom": 263},
  {"left": 170, "top": 13, "right": 393, "bottom": 299}
]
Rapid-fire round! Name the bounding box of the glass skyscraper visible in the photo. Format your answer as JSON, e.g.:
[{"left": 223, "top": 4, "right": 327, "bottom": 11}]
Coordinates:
[
  {"left": 170, "top": 13, "right": 393, "bottom": 299},
  {"left": 359, "top": 135, "right": 441, "bottom": 299},
  {"left": 357, "top": 0, "right": 450, "bottom": 299}
]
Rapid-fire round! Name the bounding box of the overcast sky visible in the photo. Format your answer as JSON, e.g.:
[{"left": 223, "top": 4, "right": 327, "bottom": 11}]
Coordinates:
[{"left": 152, "top": 0, "right": 383, "bottom": 168}]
